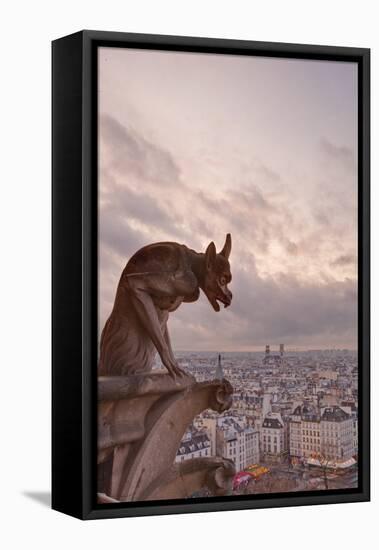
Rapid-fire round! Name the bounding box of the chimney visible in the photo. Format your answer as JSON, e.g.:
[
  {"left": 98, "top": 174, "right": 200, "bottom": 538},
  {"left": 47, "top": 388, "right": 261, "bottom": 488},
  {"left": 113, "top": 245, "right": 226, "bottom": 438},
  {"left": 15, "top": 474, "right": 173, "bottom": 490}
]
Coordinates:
[{"left": 280, "top": 344, "right": 284, "bottom": 356}]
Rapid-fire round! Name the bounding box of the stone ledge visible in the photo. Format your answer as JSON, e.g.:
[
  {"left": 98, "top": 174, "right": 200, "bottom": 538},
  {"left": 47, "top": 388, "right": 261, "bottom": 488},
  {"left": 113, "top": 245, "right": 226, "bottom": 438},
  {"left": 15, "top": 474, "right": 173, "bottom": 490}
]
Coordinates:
[
  {"left": 97, "top": 372, "right": 234, "bottom": 501},
  {"left": 98, "top": 370, "right": 195, "bottom": 401}
]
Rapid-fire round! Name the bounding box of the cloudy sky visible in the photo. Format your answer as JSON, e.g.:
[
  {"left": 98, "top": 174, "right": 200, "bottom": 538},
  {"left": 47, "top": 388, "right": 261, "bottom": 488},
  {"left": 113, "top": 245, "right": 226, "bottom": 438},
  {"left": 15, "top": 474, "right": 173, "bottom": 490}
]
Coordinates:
[{"left": 98, "top": 47, "right": 358, "bottom": 351}]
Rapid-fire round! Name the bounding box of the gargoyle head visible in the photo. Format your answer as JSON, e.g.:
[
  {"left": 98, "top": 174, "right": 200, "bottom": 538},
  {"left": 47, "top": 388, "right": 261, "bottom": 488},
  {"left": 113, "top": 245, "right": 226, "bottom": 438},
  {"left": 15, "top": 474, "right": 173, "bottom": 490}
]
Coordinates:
[{"left": 202, "top": 234, "right": 232, "bottom": 312}]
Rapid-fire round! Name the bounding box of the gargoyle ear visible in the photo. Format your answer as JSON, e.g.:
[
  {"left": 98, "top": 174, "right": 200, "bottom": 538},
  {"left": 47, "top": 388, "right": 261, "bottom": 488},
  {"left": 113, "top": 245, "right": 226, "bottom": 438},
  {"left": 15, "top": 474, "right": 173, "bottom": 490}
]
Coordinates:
[
  {"left": 220, "top": 233, "right": 232, "bottom": 260},
  {"left": 205, "top": 242, "right": 217, "bottom": 271}
]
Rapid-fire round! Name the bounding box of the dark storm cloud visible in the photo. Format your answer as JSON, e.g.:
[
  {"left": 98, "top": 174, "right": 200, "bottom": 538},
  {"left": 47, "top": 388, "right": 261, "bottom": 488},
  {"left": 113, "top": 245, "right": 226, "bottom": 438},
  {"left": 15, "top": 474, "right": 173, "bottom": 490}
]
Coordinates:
[
  {"left": 171, "top": 264, "right": 357, "bottom": 350},
  {"left": 99, "top": 114, "right": 197, "bottom": 263},
  {"left": 100, "top": 114, "right": 181, "bottom": 186},
  {"left": 101, "top": 185, "right": 190, "bottom": 243},
  {"left": 194, "top": 185, "right": 300, "bottom": 258},
  {"left": 256, "top": 163, "right": 281, "bottom": 183},
  {"left": 98, "top": 222, "right": 147, "bottom": 318},
  {"left": 100, "top": 213, "right": 147, "bottom": 260},
  {"left": 320, "top": 138, "right": 356, "bottom": 172},
  {"left": 331, "top": 254, "right": 357, "bottom": 267},
  {"left": 100, "top": 114, "right": 311, "bottom": 271},
  {"left": 230, "top": 268, "right": 357, "bottom": 342},
  {"left": 312, "top": 210, "right": 331, "bottom": 228},
  {"left": 99, "top": 112, "right": 357, "bottom": 350}
]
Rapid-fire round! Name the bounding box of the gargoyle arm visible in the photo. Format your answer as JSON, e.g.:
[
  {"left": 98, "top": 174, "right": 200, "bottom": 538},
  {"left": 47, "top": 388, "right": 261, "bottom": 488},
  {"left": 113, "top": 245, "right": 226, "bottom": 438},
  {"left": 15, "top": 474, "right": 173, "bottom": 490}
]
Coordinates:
[
  {"left": 127, "top": 282, "right": 184, "bottom": 378},
  {"left": 164, "top": 325, "right": 176, "bottom": 364}
]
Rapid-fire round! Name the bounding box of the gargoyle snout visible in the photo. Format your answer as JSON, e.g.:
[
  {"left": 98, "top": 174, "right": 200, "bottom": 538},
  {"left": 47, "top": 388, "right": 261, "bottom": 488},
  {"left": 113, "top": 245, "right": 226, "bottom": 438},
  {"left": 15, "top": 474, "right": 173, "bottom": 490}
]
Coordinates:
[{"left": 224, "top": 288, "right": 232, "bottom": 307}]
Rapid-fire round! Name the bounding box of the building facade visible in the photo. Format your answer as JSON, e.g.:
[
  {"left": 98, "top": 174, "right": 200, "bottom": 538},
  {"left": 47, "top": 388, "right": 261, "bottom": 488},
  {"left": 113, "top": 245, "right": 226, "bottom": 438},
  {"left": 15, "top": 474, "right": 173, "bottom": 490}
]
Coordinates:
[
  {"left": 320, "top": 406, "right": 354, "bottom": 462},
  {"left": 260, "top": 412, "right": 287, "bottom": 463},
  {"left": 216, "top": 416, "right": 260, "bottom": 471},
  {"left": 288, "top": 404, "right": 355, "bottom": 465}
]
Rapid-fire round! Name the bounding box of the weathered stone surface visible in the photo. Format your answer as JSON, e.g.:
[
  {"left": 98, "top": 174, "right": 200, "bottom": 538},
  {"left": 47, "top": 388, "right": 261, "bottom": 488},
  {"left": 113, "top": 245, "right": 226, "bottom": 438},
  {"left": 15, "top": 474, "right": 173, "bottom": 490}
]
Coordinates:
[
  {"left": 97, "top": 237, "right": 234, "bottom": 502},
  {"left": 141, "top": 457, "right": 236, "bottom": 501},
  {"left": 97, "top": 372, "right": 234, "bottom": 502},
  {"left": 99, "top": 236, "right": 233, "bottom": 379},
  {"left": 98, "top": 371, "right": 195, "bottom": 452},
  {"left": 98, "top": 370, "right": 195, "bottom": 401}
]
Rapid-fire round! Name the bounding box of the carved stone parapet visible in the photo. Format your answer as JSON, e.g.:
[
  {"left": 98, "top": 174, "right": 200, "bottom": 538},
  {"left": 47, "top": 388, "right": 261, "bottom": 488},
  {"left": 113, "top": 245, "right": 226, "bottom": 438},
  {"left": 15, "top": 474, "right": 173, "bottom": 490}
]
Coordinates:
[
  {"left": 142, "top": 457, "right": 236, "bottom": 501},
  {"left": 97, "top": 371, "right": 234, "bottom": 502}
]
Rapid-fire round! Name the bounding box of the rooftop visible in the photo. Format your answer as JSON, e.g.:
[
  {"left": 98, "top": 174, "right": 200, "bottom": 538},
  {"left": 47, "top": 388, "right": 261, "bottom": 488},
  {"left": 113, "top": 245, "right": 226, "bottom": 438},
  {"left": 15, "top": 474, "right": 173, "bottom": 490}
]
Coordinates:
[
  {"left": 177, "top": 432, "right": 211, "bottom": 456},
  {"left": 321, "top": 406, "right": 350, "bottom": 422}
]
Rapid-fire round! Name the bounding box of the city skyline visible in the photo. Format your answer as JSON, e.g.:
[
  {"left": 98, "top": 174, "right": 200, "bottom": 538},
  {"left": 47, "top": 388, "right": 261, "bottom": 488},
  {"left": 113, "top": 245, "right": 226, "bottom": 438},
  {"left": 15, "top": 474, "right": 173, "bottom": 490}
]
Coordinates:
[
  {"left": 98, "top": 47, "right": 358, "bottom": 351},
  {"left": 174, "top": 346, "right": 358, "bottom": 493},
  {"left": 177, "top": 345, "right": 358, "bottom": 355}
]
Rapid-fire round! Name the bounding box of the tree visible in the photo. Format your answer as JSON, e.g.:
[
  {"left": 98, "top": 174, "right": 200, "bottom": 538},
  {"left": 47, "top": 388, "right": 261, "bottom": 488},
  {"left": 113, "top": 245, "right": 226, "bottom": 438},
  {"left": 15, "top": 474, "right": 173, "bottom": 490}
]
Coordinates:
[{"left": 313, "top": 452, "right": 334, "bottom": 490}]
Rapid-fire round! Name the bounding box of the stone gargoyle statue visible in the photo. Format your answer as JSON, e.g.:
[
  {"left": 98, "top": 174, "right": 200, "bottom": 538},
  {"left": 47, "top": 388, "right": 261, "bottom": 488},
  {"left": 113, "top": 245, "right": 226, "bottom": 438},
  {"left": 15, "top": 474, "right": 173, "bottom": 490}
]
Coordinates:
[
  {"left": 97, "top": 235, "right": 235, "bottom": 502},
  {"left": 99, "top": 234, "right": 233, "bottom": 378}
]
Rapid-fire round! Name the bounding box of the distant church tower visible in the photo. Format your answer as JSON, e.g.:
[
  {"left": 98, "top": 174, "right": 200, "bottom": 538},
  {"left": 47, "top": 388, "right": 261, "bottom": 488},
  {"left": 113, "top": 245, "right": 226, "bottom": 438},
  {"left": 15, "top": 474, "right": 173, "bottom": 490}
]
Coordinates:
[{"left": 216, "top": 354, "right": 224, "bottom": 380}]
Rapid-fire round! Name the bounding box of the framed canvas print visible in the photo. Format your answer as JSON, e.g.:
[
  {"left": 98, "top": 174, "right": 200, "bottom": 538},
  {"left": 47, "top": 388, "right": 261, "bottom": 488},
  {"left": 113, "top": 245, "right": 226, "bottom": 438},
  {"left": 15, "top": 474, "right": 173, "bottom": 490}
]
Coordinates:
[{"left": 52, "top": 31, "right": 370, "bottom": 520}]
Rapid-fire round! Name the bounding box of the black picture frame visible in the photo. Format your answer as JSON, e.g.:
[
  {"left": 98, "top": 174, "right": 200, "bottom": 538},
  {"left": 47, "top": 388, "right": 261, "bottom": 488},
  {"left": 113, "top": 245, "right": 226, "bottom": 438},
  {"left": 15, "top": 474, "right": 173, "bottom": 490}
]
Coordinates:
[{"left": 52, "top": 30, "right": 370, "bottom": 520}]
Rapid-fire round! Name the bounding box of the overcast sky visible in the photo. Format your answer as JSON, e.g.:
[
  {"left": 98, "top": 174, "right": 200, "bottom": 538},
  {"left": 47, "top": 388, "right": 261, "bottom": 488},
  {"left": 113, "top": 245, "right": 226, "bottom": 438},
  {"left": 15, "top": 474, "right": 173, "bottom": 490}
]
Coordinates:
[{"left": 98, "top": 47, "right": 358, "bottom": 351}]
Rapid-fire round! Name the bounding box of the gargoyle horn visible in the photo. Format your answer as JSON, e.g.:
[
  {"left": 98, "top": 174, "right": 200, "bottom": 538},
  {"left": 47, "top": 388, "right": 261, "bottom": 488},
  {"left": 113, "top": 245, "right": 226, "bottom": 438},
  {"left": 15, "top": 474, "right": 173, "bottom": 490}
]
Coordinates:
[{"left": 220, "top": 233, "right": 232, "bottom": 260}]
